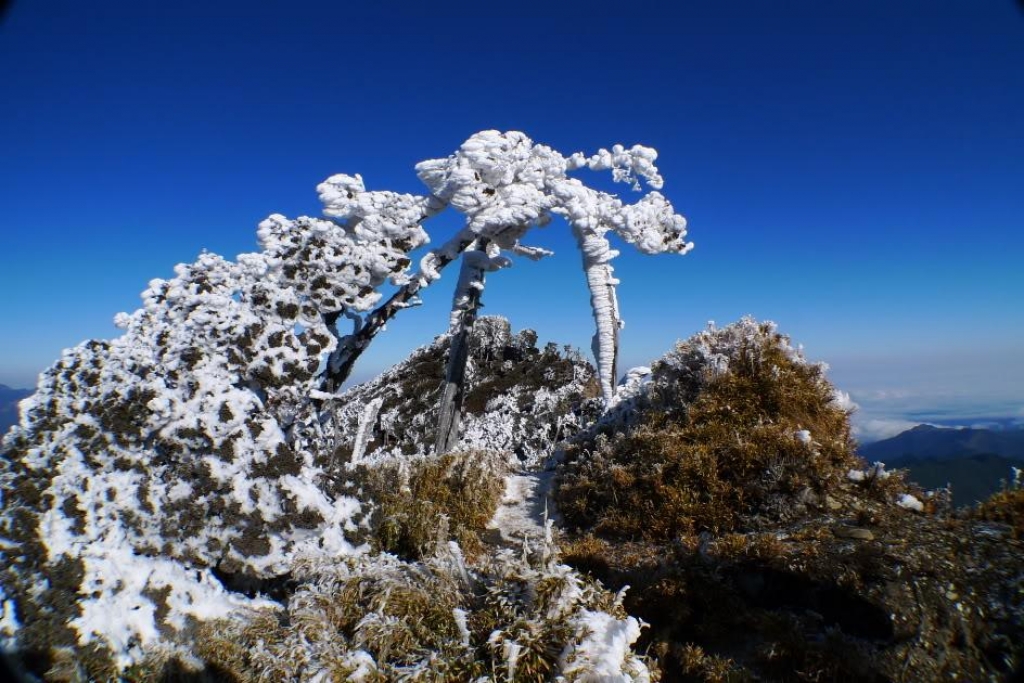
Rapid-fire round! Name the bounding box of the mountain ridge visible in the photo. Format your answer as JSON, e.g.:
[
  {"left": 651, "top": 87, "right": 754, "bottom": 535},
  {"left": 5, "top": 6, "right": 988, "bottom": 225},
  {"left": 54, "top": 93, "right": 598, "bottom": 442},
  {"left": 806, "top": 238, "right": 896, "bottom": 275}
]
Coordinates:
[
  {"left": 1, "top": 318, "right": 1022, "bottom": 681},
  {"left": 860, "top": 423, "right": 1024, "bottom": 506}
]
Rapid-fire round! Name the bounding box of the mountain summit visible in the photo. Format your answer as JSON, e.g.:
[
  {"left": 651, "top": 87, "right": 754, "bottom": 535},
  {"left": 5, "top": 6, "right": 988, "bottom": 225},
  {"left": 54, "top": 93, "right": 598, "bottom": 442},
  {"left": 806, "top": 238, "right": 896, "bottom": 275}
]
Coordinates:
[{"left": 1, "top": 319, "right": 1022, "bottom": 681}]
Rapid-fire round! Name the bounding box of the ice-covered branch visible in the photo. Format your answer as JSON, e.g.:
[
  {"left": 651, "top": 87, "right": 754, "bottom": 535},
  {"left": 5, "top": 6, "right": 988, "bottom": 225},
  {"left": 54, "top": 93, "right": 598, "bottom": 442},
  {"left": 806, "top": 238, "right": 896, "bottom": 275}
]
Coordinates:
[
  {"left": 510, "top": 243, "right": 554, "bottom": 260},
  {"left": 568, "top": 143, "right": 665, "bottom": 190},
  {"left": 320, "top": 228, "right": 478, "bottom": 391}
]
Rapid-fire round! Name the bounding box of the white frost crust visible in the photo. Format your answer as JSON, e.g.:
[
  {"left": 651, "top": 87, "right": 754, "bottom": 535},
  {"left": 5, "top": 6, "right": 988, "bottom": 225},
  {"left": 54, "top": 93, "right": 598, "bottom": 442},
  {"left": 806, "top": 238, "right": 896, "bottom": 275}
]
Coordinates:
[
  {"left": 337, "top": 650, "right": 378, "bottom": 681},
  {"left": 615, "top": 366, "right": 653, "bottom": 406},
  {"left": 71, "top": 549, "right": 274, "bottom": 669},
  {"left": 560, "top": 610, "right": 651, "bottom": 682},
  {"left": 832, "top": 388, "right": 858, "bottom": 412},
  {"left": 413, "top": 131, "right": 691, "bottom": 404},
  {"left": 848, "top": 462, "right": 891, "bottom": 482},
  {"left": 897, "top": 493, "right": 924, "bottom": 512},
  {"left": 351, "top": 397, "right": 383, "bottom": 465}
]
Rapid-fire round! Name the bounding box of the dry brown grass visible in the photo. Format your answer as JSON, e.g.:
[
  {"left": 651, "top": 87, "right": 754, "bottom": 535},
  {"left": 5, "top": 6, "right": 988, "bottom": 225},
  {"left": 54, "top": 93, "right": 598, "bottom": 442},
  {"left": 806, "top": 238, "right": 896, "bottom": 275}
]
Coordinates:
[
  {"left": 174, "top": 543, "right": 652, "bottom": 682},
  {"left": 350, "top": 450, "right": 509, "bottom": 560},
  {"left": 973, "top": 484, "right": 1024, "bottom": 538},
  {"left": 557, "top": 334, "right": 859, "bottom": 541}
]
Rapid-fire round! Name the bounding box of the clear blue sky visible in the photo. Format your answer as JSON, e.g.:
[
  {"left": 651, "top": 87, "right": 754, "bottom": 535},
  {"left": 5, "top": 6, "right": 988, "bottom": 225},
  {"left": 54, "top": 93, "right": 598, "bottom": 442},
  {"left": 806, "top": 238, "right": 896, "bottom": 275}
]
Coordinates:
[{"left": 2, "top": 0, "right": 1022, "bottom": 440}]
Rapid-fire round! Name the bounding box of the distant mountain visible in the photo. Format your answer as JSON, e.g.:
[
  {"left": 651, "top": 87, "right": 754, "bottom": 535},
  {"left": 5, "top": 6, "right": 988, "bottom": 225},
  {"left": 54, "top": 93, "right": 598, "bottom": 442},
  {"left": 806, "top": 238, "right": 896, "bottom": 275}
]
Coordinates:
[
  {"left": 860, "top": 423, "right": 1024, "bottom": 461},
  {"left": 0, "top": 384, "right": 32, "bottom": 435},
  {"left": 890, "top": 453, "right": 1024, "bottom": 506},
  {"left": 860, "top": 424, "right": 1024, "bottom": 506}
]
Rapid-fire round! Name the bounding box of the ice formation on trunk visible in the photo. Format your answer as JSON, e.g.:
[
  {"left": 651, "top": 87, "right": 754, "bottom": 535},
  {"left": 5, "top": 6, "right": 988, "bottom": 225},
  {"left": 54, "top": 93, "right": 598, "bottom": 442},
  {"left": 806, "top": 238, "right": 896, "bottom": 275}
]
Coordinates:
[
  {"left": 414, "top": 130, "right": 692, "bottom": 407},
  {"left": 574, "top": 226, "right": 622, "bottom": 404}
]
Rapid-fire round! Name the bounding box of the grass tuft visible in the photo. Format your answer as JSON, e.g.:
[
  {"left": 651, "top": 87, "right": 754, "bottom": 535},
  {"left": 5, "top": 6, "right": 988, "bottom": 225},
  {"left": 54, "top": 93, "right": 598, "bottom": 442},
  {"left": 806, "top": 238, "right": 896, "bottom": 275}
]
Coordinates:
[{"left": 349, "top": 449, "right": 509, "bottom": 560}]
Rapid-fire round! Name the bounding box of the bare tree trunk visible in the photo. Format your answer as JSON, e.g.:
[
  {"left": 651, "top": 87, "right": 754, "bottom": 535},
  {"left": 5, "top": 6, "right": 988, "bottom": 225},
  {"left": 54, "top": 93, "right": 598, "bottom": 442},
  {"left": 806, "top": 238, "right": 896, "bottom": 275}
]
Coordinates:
[
  {"left": 435, "top": 244, "right": 490, "bottom": 454},
  {"left": 319, "top": 229, "right": 477, "bottom": 393}
]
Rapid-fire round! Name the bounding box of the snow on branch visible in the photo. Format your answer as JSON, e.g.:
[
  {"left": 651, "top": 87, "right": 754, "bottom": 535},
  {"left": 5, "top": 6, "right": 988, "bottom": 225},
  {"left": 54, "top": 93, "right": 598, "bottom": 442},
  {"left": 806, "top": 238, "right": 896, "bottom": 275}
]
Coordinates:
[
  {"left": 305, "top": 129, "right": 692, "bottom": 401},
  {"left": 411, "top": 130, "right": 692, "bottom": 405}
]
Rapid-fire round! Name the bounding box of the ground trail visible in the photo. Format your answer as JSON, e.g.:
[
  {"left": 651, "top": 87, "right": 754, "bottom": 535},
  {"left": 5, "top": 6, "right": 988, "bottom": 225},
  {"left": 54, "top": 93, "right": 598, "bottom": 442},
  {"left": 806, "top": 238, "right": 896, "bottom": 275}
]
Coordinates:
[{"left": 486, "top": 469, "right": 559, "bottom": 547}]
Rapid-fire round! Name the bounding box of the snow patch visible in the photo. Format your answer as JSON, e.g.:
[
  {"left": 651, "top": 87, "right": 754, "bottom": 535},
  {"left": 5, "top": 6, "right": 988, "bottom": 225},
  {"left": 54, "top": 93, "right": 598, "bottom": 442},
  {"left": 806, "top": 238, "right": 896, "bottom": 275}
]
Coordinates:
[
  {"left": 560, "top": 609, "right": 650, "bottom": 682},
  {"left": 897, "top": 493, "right": 924, "bottom": 512}
]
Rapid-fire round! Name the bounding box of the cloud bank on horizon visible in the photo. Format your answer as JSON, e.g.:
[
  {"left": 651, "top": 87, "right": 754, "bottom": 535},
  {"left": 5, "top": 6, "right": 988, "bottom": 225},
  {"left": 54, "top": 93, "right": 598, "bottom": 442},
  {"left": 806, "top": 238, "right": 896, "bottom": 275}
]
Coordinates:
[{"left": 828, "top": 349, "right": 1024, "bottom": 442}]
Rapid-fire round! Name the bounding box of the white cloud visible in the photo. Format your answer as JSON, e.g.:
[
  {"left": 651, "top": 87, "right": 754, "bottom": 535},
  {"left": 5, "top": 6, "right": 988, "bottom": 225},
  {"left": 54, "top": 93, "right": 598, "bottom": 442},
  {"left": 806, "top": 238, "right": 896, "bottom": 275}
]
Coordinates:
[{"left": 852, "top": 417, "right": 921, "bottom": 444}]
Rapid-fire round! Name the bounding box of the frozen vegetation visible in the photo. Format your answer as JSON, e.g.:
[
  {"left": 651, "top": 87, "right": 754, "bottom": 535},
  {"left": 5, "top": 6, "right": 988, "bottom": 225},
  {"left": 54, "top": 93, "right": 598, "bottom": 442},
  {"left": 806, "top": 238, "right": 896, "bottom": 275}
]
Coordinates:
[
  {"left": 2, "top": 132, "right": 1022, "bottom": 681},
  {"left": 0, "top": 131, "right": 688, "bottom": 680}
]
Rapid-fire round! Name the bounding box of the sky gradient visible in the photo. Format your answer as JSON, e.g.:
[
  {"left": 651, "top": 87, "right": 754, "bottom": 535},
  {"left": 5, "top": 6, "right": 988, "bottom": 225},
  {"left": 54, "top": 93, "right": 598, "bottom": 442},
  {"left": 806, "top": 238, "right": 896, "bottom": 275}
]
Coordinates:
[{"left": 1, "top": 0, "right": 1022, "bottom": 441}]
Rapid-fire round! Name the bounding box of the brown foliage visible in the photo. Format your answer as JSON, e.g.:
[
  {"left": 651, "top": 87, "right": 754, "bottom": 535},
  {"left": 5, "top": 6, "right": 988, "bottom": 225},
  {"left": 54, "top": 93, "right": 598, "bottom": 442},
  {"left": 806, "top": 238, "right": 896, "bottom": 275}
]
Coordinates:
[
  {"left": 351, "top": 450, "right": 508, "bottom": 560},
  {"left": 557, "top": 334, "right": 858, "bottom": 540},
  {"left": 973, "top": 484, "right": 1024, "bottom": 538}
]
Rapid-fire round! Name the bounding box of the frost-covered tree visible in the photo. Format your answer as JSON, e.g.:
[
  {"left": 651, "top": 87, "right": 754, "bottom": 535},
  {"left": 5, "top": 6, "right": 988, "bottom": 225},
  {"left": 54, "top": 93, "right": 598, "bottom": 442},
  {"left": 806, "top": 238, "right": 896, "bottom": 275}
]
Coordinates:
[
  {"left": 412, "top": 132, "right": 692, "bottom": 451},
  {"left": 0, "top": 130, "right": 690, "bottom": 667},
  {"left": 412, "top": 131, "right": 692, "bottom": 408},
  {"left": 298, "top": 131, "right": 691, "bottom": 411}
]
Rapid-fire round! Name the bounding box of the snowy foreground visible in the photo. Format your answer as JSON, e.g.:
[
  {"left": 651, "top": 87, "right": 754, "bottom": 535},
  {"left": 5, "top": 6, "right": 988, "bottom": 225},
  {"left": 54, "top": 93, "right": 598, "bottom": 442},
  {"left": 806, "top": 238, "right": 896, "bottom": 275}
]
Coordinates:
[
  {"left": 0, "top": 311, "right": 656, "bottom": 680},
  {"left": 4, "top": 316, "right": 1023, "bottom": 682}
]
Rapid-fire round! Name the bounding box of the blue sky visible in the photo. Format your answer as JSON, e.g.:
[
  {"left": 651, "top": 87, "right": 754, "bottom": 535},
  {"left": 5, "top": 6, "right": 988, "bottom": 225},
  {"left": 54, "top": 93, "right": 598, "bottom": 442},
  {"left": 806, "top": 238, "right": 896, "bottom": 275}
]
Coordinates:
[{"left": 1, "top": 0, "right": 1022, "bottom": 440}]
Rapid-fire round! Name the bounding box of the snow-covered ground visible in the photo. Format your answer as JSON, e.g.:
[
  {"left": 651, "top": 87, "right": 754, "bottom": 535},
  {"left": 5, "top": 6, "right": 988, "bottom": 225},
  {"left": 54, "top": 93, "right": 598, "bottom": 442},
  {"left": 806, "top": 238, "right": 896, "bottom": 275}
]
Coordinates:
[{"left": 487, "top": 469, "right": 560, "bottom": 547}]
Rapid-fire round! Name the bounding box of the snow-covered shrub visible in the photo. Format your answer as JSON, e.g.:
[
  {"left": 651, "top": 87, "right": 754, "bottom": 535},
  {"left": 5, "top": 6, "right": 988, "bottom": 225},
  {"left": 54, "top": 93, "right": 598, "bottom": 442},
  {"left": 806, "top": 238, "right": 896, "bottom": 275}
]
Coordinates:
[
  {"left": 327, "top": 317, "right": 602, "bottom": 467},
  {"left": 558, "top": 318, "right": 860, "bottom": 539},
  {"left": 161, "top": 543, "right": 653, "bottom": 682},
  {"left": 0, "top": 168, "right": 438, "bottom": 671}
]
